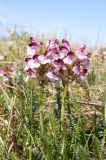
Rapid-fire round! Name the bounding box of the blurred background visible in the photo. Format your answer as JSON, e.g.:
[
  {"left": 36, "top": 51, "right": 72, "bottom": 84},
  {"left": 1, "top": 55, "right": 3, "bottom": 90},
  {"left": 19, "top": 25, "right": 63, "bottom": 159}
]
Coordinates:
[{"left": 0, "top": 0, "right": 106, "bottom": 48}]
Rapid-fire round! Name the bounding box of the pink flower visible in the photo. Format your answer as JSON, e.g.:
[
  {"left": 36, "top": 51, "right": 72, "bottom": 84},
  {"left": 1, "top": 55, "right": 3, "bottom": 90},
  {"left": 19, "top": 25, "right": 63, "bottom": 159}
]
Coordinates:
[
  {"left": 27, "top": 37, "right": 40, "bottom": 56},
  {"left": 27, "top": 68, "right": 36, "bottom": 77},
  {"left": 62, "top": 39, "right": 71, "bottom": 52},
  {"left": 53, "top": 52, "right": 60, "bottom": 60},
  {"left": 75, "top": 50, "right": 87, "bottom": 60},
  {"left": 46, "top": 71, "right": 59, "bottom": 82},
  {"left": 52, "top": 59, "right": 66, "bottom": 70},
  {"left": 75, "top": 44, "right": 87, "bottom": 60},
  {"left": 59, "top": 50, "right": 66, "bottom": 59},
  {"left": 45, "top": 48, "right": 59, "bottom": 61},
  {"left": 29, "top": 37, "right": 39, "bottom": 47},
  {"left": 27, "top": 59, "right": 40, "bottom": 68},
  {"left": 58, "top": 39, "right": 71, "bottom": 60},
  {"left": 80, "top": 59, "right": 90, "bottom": 69},
  {"left": 63, "top": 52, "right": 75, "bottom": 64},
  {"left": 25, "top": 54, "right": 41, "bottom": 69},
  {"left": 79, "top": 44, "right": 86, "bottom": 52},
  {"left": 73, "top": 58, "right": 90, "bottom": 79},
  {"left": 0, "top": 66, "right": 13, "bottom": 82},
  {"left": 48, "top": 39, "right": 59, "bottom": 49},
  {"left": 38, "top": 55, "right": 51, "bottom": 64}
]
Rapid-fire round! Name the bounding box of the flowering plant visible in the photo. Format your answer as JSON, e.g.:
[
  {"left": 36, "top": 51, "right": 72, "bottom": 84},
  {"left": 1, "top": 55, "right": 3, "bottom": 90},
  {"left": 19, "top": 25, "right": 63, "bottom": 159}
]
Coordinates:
[{"left": 25, "top": 37, "right": 91, "bottom": 84}]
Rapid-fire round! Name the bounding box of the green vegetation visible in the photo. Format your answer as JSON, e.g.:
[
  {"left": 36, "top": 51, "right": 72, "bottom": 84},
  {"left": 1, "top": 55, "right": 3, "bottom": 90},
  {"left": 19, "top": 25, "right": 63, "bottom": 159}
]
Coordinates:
[{"left": 0, "top": 31, "right": 106, "bottom": 160}]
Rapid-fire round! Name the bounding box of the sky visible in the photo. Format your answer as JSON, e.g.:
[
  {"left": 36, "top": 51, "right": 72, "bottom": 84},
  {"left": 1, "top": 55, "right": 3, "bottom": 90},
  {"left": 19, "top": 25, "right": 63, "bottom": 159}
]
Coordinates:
[{"left": 0, "top": 0, "right": 106, "bottom": 47}]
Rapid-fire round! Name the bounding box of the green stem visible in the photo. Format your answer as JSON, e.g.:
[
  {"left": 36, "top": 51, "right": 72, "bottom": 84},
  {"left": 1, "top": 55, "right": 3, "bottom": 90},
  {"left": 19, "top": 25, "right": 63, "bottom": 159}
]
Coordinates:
[
  {"left": 61, "top": 84, "right": 68, "bottom": 159},
  {"left": 39, "top": 83, "right": 44, "bottom": 134},
  {"left": 61, "top": 84, "right": 68, "bottom": 130},
  {"left": 39, "top": 83, "right": 53, "bottom": 159},
  {"left": 29, "top": 86, "right": 33, "bottom": 160}
]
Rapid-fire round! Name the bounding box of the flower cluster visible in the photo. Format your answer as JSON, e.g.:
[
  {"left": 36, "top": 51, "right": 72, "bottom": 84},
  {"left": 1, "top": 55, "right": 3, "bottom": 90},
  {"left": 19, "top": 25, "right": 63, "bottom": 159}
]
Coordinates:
[
  {"left": 25, "top": 37, "right": 91, "bottom": 83},
  {"left": 0, "top": 65, "right": 13, "bottom": 82}
]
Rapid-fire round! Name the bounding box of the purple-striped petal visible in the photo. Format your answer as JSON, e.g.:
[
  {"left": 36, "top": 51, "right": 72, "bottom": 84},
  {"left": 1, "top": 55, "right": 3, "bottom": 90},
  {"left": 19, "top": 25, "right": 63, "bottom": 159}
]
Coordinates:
[
  {"left": 62, "top": 39, "right": 71, "bottom": 52},
  {"left": 46, "top": 71, "right": 59, "bottom": 82},
  {"left": 27, "top": 68, "right": 36, "bottom": 77}
]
